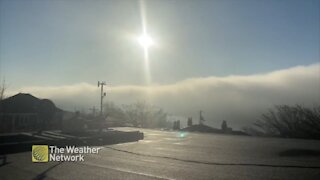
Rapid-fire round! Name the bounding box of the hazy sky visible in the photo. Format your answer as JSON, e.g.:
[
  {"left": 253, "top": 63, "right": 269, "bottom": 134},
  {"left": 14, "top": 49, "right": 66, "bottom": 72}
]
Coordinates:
[{"left": 1, "top": 0, "right": 319, "bottom": 128}]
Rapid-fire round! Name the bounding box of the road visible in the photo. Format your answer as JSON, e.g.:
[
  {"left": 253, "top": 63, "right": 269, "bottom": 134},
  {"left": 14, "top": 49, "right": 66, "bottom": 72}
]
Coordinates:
[{"left": 1, "top": 128, "right": 320, "bottom": 179}]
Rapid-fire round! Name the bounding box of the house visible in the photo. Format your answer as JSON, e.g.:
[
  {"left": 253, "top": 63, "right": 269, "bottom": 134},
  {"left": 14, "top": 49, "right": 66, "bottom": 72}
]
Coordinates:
[{"left": 0, "top": 93, "right": 63, "bottom": 133}]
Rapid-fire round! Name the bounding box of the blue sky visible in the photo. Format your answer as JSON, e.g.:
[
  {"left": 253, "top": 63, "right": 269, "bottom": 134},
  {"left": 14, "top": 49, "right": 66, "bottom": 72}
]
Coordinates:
[
  {"left": 0, "top": 0, "right": 319, "bottom": 88},
  {"left": 1, "top": 0, "right": 319, "bottom": 127}
]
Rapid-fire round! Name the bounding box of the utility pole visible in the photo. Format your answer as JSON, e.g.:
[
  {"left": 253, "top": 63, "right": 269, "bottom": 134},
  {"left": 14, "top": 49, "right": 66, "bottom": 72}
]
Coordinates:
[{"left": 98, "top": 81, "right": 106, "bottom": 116}]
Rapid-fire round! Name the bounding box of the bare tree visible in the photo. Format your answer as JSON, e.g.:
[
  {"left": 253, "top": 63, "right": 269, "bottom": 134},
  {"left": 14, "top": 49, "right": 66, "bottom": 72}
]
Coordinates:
[
  {"left": 103, "top": 101, "right": 126, "bottom": 125},
  {"left": 122, "top": 101, "right": 168, "bottom": 128},
  {"left": 253, "top": 104, "right": 320, "bottom": 139}
]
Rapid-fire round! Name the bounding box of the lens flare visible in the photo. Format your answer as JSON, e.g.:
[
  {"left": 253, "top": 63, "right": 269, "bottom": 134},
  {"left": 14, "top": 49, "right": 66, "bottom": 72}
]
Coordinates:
[
  {"left": 139, "top": 0, "right": 152, "bottom": 85},
  {"left": 178, "top": 132, "right": 188, "bottom": 138},
  {"left": 138, "top": 34, "right": 154, "bottom": 49}
]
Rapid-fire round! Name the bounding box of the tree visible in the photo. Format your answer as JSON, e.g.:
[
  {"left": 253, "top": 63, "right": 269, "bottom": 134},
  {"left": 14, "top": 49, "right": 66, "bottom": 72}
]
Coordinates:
[
  {"left": 103, "top": 102, "right": 126, "bottom": 126},
  {"left": 0, "top": 79, "right": 5, "bottom": 101},
  {"left": 173, "top": 120, "right": 180, "bottom": 130},
  {"left": 187, "top": 117, "right": 193, "bottom": 126},
  {"left": 253, "top": 104, "right": 320, "bottom": 139},
  {"left": 221, "top": 120, "right": 227, "bottom": 132},
  {"left": 122, "top": 101, "right": 168, "bottom": 128}
]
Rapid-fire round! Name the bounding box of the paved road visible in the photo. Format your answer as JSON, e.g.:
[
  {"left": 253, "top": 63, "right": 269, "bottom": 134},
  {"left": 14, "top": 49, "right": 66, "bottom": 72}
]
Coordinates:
[{"left": 1, "top": 128, "right": 320, "bottom": 179}]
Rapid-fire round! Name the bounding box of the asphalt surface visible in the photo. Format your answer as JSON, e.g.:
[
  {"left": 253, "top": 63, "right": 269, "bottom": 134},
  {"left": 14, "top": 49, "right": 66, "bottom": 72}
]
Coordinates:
[{"left": 1, "top": 128, "right": 320, "bottom": 180}]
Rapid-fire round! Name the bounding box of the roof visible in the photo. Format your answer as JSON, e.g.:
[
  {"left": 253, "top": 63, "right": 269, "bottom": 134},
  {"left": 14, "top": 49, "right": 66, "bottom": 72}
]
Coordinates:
[{"left": 0, "top": 93, "right": 62, "bottom": 114}]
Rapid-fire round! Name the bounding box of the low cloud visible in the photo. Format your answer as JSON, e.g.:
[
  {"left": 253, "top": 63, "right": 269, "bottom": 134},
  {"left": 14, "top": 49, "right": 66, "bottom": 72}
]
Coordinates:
[{"left": 8, "top": 64, "right": 320, "bottom": 129}]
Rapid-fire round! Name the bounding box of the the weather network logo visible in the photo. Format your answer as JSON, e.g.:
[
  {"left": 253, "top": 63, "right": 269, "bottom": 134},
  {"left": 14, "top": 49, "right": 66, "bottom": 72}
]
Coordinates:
[
  {"left": 32, "top": 145, "right": 101, "bottom": 162},
  {"left": 32, "top": 145, "right": 49, "bottom": 162}
]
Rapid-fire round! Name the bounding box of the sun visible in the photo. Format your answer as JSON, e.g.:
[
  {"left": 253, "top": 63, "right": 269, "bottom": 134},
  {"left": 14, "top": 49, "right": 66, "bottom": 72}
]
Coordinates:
[
  {"left": 138, "top": 34, "right": 154, "bottom": 48},
  {"left": 136, "top": 33, "right": 154, "bottom": 85}
]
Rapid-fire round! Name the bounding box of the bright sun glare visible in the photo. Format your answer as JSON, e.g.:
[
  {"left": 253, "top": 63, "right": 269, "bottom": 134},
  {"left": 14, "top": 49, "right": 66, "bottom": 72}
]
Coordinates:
[{"left": 138, "top": 34, "right": 154, "bottom": 48}]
